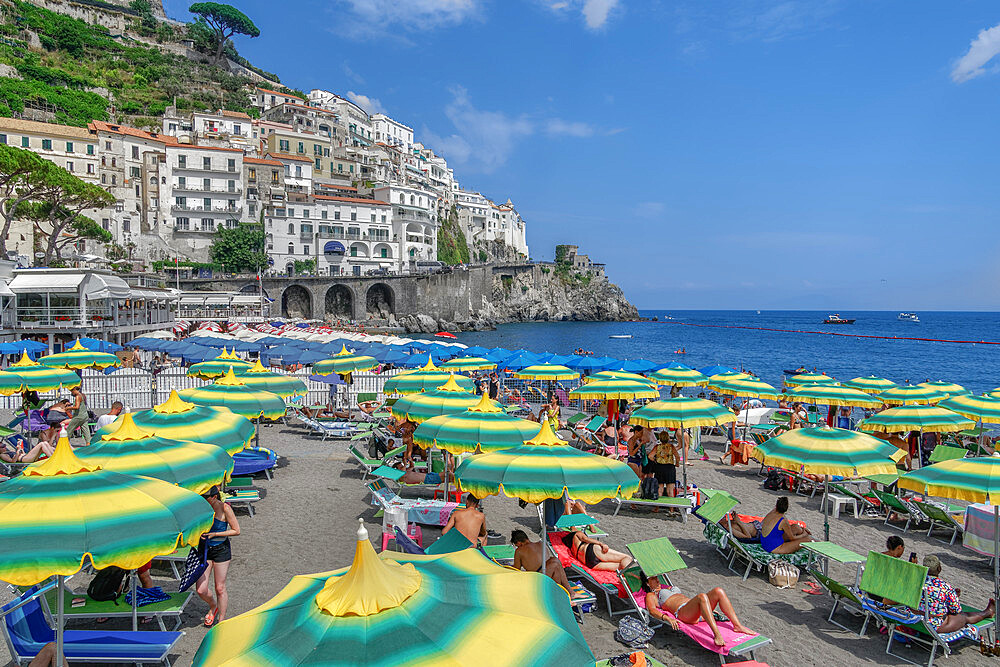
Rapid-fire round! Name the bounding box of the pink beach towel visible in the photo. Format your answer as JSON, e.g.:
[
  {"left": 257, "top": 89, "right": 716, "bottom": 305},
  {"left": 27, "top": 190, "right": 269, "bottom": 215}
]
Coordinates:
[{"left": 663, "top": 610, "right": 760, "bottom": 656}]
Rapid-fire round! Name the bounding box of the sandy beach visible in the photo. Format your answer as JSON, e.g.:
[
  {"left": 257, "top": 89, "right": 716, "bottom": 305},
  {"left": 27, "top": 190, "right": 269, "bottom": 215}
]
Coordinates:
[{"left": 3, "top": 422, "right": 993, "bottom": 667}]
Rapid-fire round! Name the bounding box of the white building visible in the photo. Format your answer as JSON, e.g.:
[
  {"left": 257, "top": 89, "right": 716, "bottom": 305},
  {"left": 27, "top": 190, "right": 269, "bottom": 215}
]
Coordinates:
[
  {"left": 255, "top": 86, "right": 306, "bottom": 113},
  {"left": 373, "top": 184, "right": 439, "bottom": 268},
  {"left": 162, "top": 109, "right": 254, "bottom": 153},
  {"left": 163, "top": 144, "right": 245, "bottom": 257},
  {"left": 371, "top": 113, "right": 413, "bottom": 153},
  {"left": 308, "top": 90, "right": 373, "bottom": 148}
]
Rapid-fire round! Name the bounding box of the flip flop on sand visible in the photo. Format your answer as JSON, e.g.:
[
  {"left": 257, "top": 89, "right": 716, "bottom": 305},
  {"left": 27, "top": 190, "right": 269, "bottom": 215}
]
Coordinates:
[
  {"left": 802, "top": 582, "right": 823, "bottom": 595},
  {"left": 204, "top": 607, "right": 217, "bottom": 627}
]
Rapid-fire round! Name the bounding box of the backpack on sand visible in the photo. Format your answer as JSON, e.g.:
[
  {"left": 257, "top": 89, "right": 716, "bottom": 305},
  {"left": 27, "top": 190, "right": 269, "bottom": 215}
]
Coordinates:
[
  {"left": 763, "top": 468, "right": 786, "bottom": 491},
  {"left": 768, "top": 560, "right": 800, "bottom": 588},
  {"left": 614, "top": 615, "right": 655, "bottom": 649},
  {"left": 640, "top": 476, "right": 659, "bottom": 500}
]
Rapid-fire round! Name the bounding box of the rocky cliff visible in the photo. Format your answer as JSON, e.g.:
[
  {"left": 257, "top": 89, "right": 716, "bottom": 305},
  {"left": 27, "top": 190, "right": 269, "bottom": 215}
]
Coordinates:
[{"left": 395, "top": 264, "right": 637, "bottom": 333}]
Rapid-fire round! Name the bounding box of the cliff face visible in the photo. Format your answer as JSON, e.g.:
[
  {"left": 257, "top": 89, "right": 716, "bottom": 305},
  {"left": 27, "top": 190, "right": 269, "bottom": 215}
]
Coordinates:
[{"left": 482, "top": 267, "right": 638, "bottom": 323}]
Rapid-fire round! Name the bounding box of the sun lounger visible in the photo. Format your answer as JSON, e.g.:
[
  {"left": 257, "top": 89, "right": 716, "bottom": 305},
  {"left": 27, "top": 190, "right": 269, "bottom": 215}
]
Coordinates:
[
  {"left": 911, "top": 500, "right": 965, "bottom": 545},
  {"left": 928, "top": 445, "right": 967, "bottom": 464},
  {"left": 548, "top": 530, "right": 628, "bottom": 615},
  {"left": 366, "top": 479, "right": 458, "bottom": 526},
  {"left": 40, "top": 584, "right": 192, "bottom": 632},
  {"left": 809, "top": 568, "right": 874, "bottom": 636},
  {"left": 611, "top": 494, "right": 692, "bottom": 520},
  {"left": 232, "top": 447, "right": 277, "bottom": 479},
  {"left": 702, "top": 519, "right": 812, "bottom": 581},
  {"left": 829, "top": 482, "right": 879, "bottom": 517},
  {"left": 617, "top": 537, "right": 772, "bottom": 663},
  {"left": 871, "top": 489, "right": 925, "bottom": 532},
  {"left": 223, "top": 487, "right": 261, "bottom": 516},
  {"left": 860, "top": 550, "right": 994, "bottom": 666},
  {"left": 349, "top": 444, "right": 406, "bottom": 479},
  {"left": 1, "top": 585, "right": 182, "bottom": 666},
  {"left": 296, "top": 414, "right": 357, "bottom": 440}
]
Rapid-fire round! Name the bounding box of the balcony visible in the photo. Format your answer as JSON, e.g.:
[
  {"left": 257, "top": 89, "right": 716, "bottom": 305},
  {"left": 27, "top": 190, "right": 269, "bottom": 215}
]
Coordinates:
[
  {"left": 174, "top": 163, "right": 240, "bottom": 174},
  {"left": 171, "top": 204, "right": 244, "bottom": 216},
  {"left": 173, "top": 183, "right": 242, "bottom": 194},
  {"left": 316, "top": 229, "right": 362, "bottom": 241}
]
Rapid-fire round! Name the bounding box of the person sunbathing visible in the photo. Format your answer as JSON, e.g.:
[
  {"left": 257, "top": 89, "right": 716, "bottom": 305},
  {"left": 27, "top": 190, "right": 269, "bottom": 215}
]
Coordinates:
[
  {"left": 442, "top": 493, "right": 487, "bottom": 547},
  {"left": 758, "top": 497, "right": 812, "bottom": 554},
  {"left": 719, "top": 514, "right": 761, "bottom": 543},
  {"left": 1, "top": 437, "right": 53, "bottom": 463},
  {"left": 560, "top": 531, "right": 633, "bottom": 571},
  {"left": 391, "top": 462, "right": 454, "bottom": 486},
  {"left": 920, "top": 555, "right": 995, "bottom": 634},
  {"left": 641, "top": 575, "right": 753, "bottom": 647},
  {"left": 510, "top": 530, "right": 583, "bottom": 598}
]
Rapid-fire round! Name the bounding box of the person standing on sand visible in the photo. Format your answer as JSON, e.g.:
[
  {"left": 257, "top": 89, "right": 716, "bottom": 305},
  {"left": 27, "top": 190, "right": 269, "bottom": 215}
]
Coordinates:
[
  {"left": 196, "top": 486, "right": 240, "bottom": 627},
  {"left": 442, "top": 493, "right": 487, "bottom": 546}
]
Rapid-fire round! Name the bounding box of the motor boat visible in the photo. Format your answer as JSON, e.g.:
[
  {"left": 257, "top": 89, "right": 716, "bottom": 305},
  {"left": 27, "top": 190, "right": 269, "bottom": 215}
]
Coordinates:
[
  {"left": 898, "top": 312, "right": 920, "bottom": 323},
  {"left": 608, "top": 334, "right": 632, "bottom": 339},
  {"left": 823, "top": 314, "right": 855, "bottom": 324}
]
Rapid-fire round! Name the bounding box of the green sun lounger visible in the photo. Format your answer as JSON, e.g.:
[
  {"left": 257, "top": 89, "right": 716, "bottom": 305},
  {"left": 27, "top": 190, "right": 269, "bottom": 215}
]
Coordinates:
[
  {"left": 861, "top": 550, "right": 994, "bottom": 667},
  {"left": 871, "top": 489, "right": 925, "bottom": 532},
  {"left": 611, "top": 494, "right": 691, "bottom": 520},
  {"left": 911, "top": 500, "right": 965, "bottom": 545},
  {"left": 595, "top": 654, "right": 667, "bottom": 667},
  {"left": 350, "top": 444, "right": 406, "bottom": 479},
  {"left": 40, "top": 584, "right": 192, "bottom": 632},
  {"left": 928, "top": 444, "right": 967, "bottom": 464},
  {"left": 810, "top": 568, "right": 873, "bottom": 636}
]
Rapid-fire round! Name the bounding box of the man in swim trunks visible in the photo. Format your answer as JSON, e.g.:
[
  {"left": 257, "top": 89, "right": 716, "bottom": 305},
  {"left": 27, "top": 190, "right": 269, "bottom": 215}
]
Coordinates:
[
  {"left": 642, "top": 574, "right": 753, "bottom": 647},
  {"left": 442, "top": 493, "right": 487, "bottom": 546},
  {"left": 510, "top": 529, "right": 581, "bottom": 597}
]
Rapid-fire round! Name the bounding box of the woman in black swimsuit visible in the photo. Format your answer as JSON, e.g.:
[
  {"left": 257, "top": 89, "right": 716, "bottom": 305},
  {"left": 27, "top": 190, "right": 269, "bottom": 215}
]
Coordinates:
[{"left": 561, "top": 531, "right": 633, "bottom": 571}]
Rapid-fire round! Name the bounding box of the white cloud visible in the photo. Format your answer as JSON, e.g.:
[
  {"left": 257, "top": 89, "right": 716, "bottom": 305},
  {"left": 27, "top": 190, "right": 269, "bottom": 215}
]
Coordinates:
[
  {"left": 726, "top": 0, "right": 842, "bottom": 43},
  {"left": 342, "top": 63, "right": 364, "bottom": 84},
  {"left": 545, "top": 118, "right": 596, "bottom": 137},
  {"left": 337, "top": 0, "right": 481, "bottom": 41},
  {"left": 423, "top": 87, "right": 533, "bottom": 172},
  {"left": 346, "top": 91, "right": 387, "bottom": 115},
  {"left": 541, "top": 0, "right": 620, "bottom": 30},
  {"left": 951, "top": 23, "right": 1000, "bottom": 83}
]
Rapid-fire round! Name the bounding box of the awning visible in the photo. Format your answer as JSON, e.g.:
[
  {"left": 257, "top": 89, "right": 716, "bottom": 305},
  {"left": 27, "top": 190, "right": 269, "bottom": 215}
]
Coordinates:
[
  {"left": 324, "top": 241, "right": 346, "bottom": 254},
  {"left": 231, "top": 295, "right": 262, "bottom": 305},
  {"left": 9, "top": 272, "right": 86, "bottom": 294},
  {"left": 0, "top": 280, "right": 12, "bottom": 297},
  {"left": 83, "top": 273, "right": 130, "bottom": 300},
  {"left": 131, "top": 289, "right": 171, "bottom": 301}
]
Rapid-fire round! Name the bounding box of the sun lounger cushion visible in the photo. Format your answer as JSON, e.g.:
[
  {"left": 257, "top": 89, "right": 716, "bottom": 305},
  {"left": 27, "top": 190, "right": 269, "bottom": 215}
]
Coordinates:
[
  {"left": 549, "top": 531, "right": 627, "bottom": 598},
  {"left": 703, "top": 521, "right": 811, "bottom": 569},
  {"left": 232, "top": 447, "right": 277, "bottom": 476},
  {"left": 662, "top": 609, "right": 767, "bottom": 657},
  {"left": 858, "top": 594, "right": 923, "bottom": 624}
]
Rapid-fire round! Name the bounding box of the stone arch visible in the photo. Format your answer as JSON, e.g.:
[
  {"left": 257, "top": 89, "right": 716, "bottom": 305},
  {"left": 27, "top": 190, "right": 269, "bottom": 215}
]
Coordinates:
[
  {"left": 373, "top": 242, "right": 393, "bottom": 260},
  {"left": 325, "top": 284, "right": 353, "bottom": 319},
  {"left": 281, "top": 284, "right": 313, "bottom": 319},
  {"left": 366, "top": 283, "right": 394, "bottom": 316}
]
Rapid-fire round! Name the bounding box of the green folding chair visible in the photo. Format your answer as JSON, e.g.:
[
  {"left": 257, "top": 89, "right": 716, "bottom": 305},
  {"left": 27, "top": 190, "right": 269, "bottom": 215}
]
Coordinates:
[
  {"left": 928, "top": 445, "right": 967, "bottom": 464},
  {"left": 616, "top": 537, "right": 687, "bottom": 625},
  {"left": 911, "top": 500, "right": 965, "bottom": 545},
  {"left": 810, "top": 568, "right": 873, "bottom": 636},
  {"left": 871, "top": 489, "right": 924, "bottom": 532}
]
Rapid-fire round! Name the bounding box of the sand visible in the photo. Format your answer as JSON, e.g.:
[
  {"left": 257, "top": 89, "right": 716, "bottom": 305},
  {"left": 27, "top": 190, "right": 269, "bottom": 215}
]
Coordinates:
[{"left": 2, "top": 423, "right": 994, "bottom": 666}]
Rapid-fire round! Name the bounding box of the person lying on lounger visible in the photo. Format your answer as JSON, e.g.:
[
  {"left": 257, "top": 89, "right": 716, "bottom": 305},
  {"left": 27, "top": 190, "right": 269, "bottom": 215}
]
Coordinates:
[
  {"left": 391, "top": 462, "right": 455, "bottom": 486},
  {"left": 641, "top": 575, "right": 753, "bottom": 647},
  {"left": 510, "top": 530, "right": 583, "bottom": 598},
  {"left": 758, "top": 496, "right": 812, "bottom": 554},
  {"left": 560, "top": 531, "right": 633, "bottom": 571},
  {"left": 719, "top": 514, "right": 761, "bottom": 543}
]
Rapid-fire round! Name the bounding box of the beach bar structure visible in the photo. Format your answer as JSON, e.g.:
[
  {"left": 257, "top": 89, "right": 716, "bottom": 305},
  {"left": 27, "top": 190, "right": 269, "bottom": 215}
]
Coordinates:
[{"left": 7, "top": 268, "right": 175, "bottom": 347}]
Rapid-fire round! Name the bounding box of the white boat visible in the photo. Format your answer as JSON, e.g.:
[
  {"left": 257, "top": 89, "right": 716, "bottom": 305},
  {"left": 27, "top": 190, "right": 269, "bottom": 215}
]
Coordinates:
[
  {"left": 898, "top": 312, "right": 920, "bottom": 322},
  {"left": 608, "top": 334, "right": 632, "bottom": 339}
]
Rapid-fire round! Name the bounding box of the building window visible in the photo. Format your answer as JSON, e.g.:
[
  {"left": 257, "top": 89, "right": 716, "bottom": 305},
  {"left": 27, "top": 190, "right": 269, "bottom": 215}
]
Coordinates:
[
  {"left": 176, "top": 196, "right": 186, "bottom": 206},
  {"left": 381, "top": 247, "right": 388, "bottom": 258},
  {"left": 178, "top": 176, "right": 186, "bottom": 188},
  {"left": 349, "top": 164, "right": 354, "bottom": 173},
  {"left": 337, "top": 163, "right": 343, "bottom": 172},
  {"left": 41, "top": 139, "right": 52, "bottom": 150},
  {"left": 105, "top": 141, "right": 111, "bottom": 150},
  {"left": 321, "top": 210, "right": 327, "bottom": 220},
  {"left": 271, "top": 170, "right": 279, "bottom": 184},
  {"left": 0, "top": 134, "right": 5, "bottom": 145},
  {"left": 132, "top": 146, "right": 139, "bottom": 159},
  {"left": 370, "top": 213, "right": 375, "bottom": 222},
  {"left": 175, "top": 217, "right": 189, "bottom": 230},
  {"left": 227, "top": 158, "right": 235, "bottom": 172},
  {"left": 201, "top": 156, "right": 211, "bottom": 170},
  {"left": 297, "top": 142, "right": 304, "bottom": 154},
  {"left": 287, "top": 243, "right": 294, "bottom": 255},
  {"left": 233, "top": 123, "right": 241, "bottom": 135},
  {"left": 87, "top": 164, "right": 94, "bottom": 174},
  {"left": 21, "top": 137, "right": 29, "bottom": 148},
  {"left": 279, "top": 139, "right": 289, "bottom": 152},
  {"left": 303, "top": 209, "right": 310, "bottom": 219},
  {"left": 66, "top": 161, "right": 74, "bottom": 172},
  {"left": 304, "top": 245, "right": 310, "bottom": 256},
  {"left": 313, "top": 145, "right": 321, "bottom": 156},
  {"left": 66, "top": 142, "right": 74, "bottom": 153},
  {"left": 315, "top": 158, "right": 321, "bottom": 170},
  {"left": 295, "top": 166, "right": 302, "bottom": 178},
  {"left": 101, "top": 174, "right": 107, "bottom": 184},
  {"left": 111, "top": 175, "right": 117, "bottom": 185},
  {"left": 334, "top": 210, "right": 340, "bottom": 220},
  {"left": 288, "top": 208, "right": 295, "bottom": 217},
  {"left": 350, "top": 212, "right": 357, "bottom": 221},
  {"left": 122, "top": 219, "right": 130, "bottom": 233},
  {"left": 350, "top": 246, "right": 358, "bottom": 257},
  {"left": 381, "top": 214, "right": 386, "bottom": 223},
  {"left": 130, "top": 166, "right": 140, "bottom": 178},
  {"left": 248, "top": 168, "right": 256, "bottom": 181},
  {"left": 101, "top": 218, "right": 110, "bottom": 230},
  {"left": 288, "top": 223, "right": 294, "bottom": 234},
  {"left": 178, "top": 155, "right": 186, "bottom": 168}
]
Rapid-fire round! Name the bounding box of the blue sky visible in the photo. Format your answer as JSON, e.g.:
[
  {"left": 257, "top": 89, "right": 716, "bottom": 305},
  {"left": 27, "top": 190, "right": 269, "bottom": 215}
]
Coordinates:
[{"left": 163, "top": 1, "right": 1000, "bottom": 310}]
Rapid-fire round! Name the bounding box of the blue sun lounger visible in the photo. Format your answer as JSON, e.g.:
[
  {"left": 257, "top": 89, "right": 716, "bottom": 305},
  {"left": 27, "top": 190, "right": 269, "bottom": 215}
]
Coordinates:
[
  {"left": 1, "top": 585, "right": 182, "bottom": 666},
  {"left": 232, "top": 447, "right": 277, "bottom": 479}
]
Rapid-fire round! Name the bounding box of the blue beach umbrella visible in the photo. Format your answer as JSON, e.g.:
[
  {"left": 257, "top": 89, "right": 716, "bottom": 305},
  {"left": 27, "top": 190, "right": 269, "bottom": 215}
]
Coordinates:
[
  {"left": 462, "top": 346, "right": 492, "bottom": 357},
  {"left": 76, "top": 338, "right": 124, "bottom": 353},
  {"left": 373, "top": 349, "right": 409, "bottom": 364},
  {"left": 699, "top": 364, "right": 737, "bottom": 377},
  {"left": 124, "top": 337, "right": 166, "bottom": 351},
  {"left": 620, "top": 359, "right": 658, "bottom": 373},
  {"left": 286, "top": 350, "right": 328, "bottom": 365},
  {"left": 546, "top": 354, "right": 577, "bottom": 366},
  {"left": 569, "top": 357, "right": 611, "bottom": 371}
]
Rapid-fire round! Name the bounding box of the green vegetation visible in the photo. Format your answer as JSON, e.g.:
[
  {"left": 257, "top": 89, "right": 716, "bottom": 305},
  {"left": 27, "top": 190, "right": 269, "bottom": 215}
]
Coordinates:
[
  {"left": 436, "top": 205, "right": 470, "bottom": 265},
  {"left": 292, "top": 258, "right": 315, "bottom": 275},
  {"left": 208, "top": 222, "right": 267, "bottom": 273},
  {"left": 151, "top": 258, "right": 220, "bottom": 272},
  {"left": 0, "top": 1, "right": 263, "bottom": 127},
  {"left": 188, "top": 2, "right": 259, "bottom": 67}
]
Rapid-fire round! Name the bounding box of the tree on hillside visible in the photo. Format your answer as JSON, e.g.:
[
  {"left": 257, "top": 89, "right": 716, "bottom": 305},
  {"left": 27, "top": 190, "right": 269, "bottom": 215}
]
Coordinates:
[
  {"left": 18, "top": 175, "right": 115, "bottom": 265},
  {"left": 209, "top": 222, "right": 267, "bottom": 273},
  {"left": 188, "top": 2, "right": 260, "bottom": 67},
  {"left": 0, "top": 145, "right": 69, "bottom": 258}
]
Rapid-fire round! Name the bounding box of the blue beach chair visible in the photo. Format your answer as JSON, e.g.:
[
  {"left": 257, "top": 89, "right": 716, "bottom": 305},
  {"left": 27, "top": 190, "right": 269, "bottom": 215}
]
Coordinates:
[
  {"left": 232, "top": 446, "right": 277, "bottom": 479},
  {"left": 1, "top": 585, "right": 182, "bottom": 666}
]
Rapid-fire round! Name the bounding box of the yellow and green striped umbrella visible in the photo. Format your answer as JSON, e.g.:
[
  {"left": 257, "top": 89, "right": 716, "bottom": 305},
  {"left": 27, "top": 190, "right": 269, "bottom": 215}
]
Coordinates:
[
  {"left": 752, "top": 426, "right": 905, "bottom": 540},
  {"left": 648, "top": 367, "right": 709, "bottom": 387},
  {"left": 454, "top": 421, "right": 639, "bottom": 505},
  {"left": 180, "top": 369, "right": 287, "bottom": 421},
  {"left": 413, "top": 393, "right": 542, "bottom": 455},
  {"left": 439, "top": 357, "right": 496, "bottom": 372},
  {"left": 938, "top": 394, "right": 1000, "bottom": 425},
  {"left": 712, "top": 376, "right": 780, "bottom": 400},
  {"left": 6, "top": 353, "right": 81, "bottom": 392},
  {"left": 512, "top": 365, "right": 580, "bottom": 381},
  {"left": 843, "top": 375, "right": 897, "bottom": 395},
  {"left": 706, "top": 371, "right": 750, "bottom": 389},
  {"left": 76, "top": 414, "right": 233, "bottom": 494},
  {"left": 877, "top": 384, "right": 948, "bottom": 406},
  {"left": 187, "top": 348, "right": 253, "bottom": 380},
  {"left": 859, "top": 404, "right": 975, "bottom": 434},
  {"left": 582, "top": 370, "right": 654, "bottom": 385},
  {"left": 235, "top": 360, "right": 308, "bottom": 399},
  {"left": 629, "top": 397, "right": 736, "bottom": 429},
  {"left": 567, "top": 379, "right": 659, "bottom": 401},
  {"left": 918, "top": 380, "right": 969, "bottom": 397},
  {"left": 95, "top": 390, "right": 254, "bottom": 456},
  {"left": 389, "top": 376, "right": 485, "bottom": 424},
  {"left": 784, "top": 384, "right": 884, "bottom": 408},
  {"left": 0, "top": 370, "right": 25, "bottom": 396},
  {"left": 383, "top": 365, "right": 476, "bottom": 395},
  {"left": 785, "top": 371, "right": 837, "bottom": 387},
  {"left": 0, "top": 432, "right": 212, "bottom": 586},
  {"left": 38, "top": 340, "right": 120, "bottom": 370},
  {"left": 313, "top": 346, "right": 377, "bottom": 376},
  {"left": 192, "top": 521, "right": 593, "bottom": 667}
]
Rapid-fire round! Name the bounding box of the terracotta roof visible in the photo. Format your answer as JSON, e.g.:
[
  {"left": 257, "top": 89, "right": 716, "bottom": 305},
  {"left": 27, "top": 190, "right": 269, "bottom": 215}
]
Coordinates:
[
  {"left": 256, "top": 87, "right": 305, "bottom": 101},
  {"left": 165, "top": 143, "right": 242, "bottom": 153},
  {"left": 314, "top": 195, "right": 390, "bottom": 206},
  {"left": 244, "top": 157, "right": 283, "bottom": 166},
  {"left": 88, "top": 120, "right": 178, "bottom": 145},
  {"left": 265, "top": 152, "right": 314, "bottom": 163},
  {"left": 0, "top": 117, "right": 94, "bottom": 140},
  {"left": 282, "top": 102, "right": 337, "bottom": 115},
  {"left": 219, "top": 110, "right": 251, "bottom": 119}
]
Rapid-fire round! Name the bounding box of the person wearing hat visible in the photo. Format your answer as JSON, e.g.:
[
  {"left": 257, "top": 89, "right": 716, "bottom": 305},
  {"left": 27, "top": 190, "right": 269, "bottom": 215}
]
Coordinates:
[{"left": 921, "top": 555, "right": 995, "bottom": 634}]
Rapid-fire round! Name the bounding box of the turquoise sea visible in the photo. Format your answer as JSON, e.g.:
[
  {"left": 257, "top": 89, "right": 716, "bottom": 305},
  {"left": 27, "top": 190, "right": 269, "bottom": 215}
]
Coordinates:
[{"left": 450, "top": 311, "right": 1000, "bottom": 395}]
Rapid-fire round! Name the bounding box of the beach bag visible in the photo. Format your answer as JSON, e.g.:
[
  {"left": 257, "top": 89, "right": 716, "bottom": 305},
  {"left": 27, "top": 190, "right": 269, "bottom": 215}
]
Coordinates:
[
  {"left": 768, "top": 561, "right": 800, "bottom": 588},
  {"left": 178, "top": 540, "right": 209, "bottom": 592},
  {"left": 87, "top": 566, "right": 127, "bottom": 603},
  {"left": 763, "top": 468, "right": 786, "bottom": 491},
  {"left": 640, "top": 476, "right": 659, "bottom": 500},
  {"left": 615, "top": 615, "right": 655, "bottom": 649}
]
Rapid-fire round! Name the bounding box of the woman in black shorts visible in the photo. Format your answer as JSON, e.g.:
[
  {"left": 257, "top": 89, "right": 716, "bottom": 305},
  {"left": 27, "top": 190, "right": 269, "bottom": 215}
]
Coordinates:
[
  {"left": 649, "top": 430, "right": 679, "bottom": 497},
  {"left": 195, "top": 486, "right": 240, "bottom": 627}
]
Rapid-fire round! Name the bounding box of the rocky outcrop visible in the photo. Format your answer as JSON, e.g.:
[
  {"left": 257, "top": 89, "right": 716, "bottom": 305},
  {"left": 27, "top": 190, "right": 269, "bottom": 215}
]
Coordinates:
[{"left": 481, "top": 268, "right": 637, "bottom": 324}]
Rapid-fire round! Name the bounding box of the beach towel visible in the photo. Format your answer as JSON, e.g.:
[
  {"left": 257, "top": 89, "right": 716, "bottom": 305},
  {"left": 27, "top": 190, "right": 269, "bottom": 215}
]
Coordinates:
[
  {"left": 389, "top": 499, "right": 457, "bottom": 526},
  {"left": 662, "top": 610, "right": 761, "bottom": 656},
  {"left": 549, "top": 531, "right": 627, "bottom": 597}
]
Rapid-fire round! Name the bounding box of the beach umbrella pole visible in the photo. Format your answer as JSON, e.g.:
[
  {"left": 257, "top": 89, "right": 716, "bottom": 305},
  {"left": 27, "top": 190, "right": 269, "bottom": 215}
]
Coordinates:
[
  {"left": 681, "top": 427, "right": 688, "bottom": 499},
  {"left": 55, "top": 574, "right": 65, "bottom": 665},
  {"left": 130, "top": 570, "right": 138, "bottom": 631},
  {"left": 994, "top": 505, "right": 999, "bottom": 614},
  {"left": 823, "top": 478, "right": 830, "bottom": 542}
]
